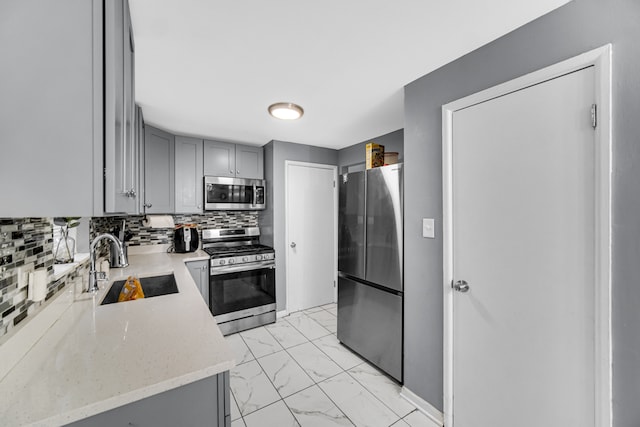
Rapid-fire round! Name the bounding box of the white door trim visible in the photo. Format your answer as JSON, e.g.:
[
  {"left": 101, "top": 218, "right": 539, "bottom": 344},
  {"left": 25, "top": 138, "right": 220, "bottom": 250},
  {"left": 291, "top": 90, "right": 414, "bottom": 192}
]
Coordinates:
[
  {"left": 400, "top": 386, "right": 444, "bottom": 426},
  {"left": 442, "top": 44, "right": 612, "bottom": 427},
  {"left": 284, "top": 160, "right": 338, "bottom": 313}
]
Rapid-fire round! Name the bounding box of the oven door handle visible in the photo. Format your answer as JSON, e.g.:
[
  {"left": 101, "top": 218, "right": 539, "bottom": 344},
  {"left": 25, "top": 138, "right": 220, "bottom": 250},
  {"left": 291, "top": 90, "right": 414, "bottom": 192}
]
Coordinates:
[{"left": 210, "top": 261, "right": 275, "bottom": 275}]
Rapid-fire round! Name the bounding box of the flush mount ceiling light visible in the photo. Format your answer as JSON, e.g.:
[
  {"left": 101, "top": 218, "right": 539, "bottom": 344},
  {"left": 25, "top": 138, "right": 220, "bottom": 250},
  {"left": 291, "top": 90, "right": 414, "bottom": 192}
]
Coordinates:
[{"left": 268, "top": 102, "right": 304, "bottom": 120}]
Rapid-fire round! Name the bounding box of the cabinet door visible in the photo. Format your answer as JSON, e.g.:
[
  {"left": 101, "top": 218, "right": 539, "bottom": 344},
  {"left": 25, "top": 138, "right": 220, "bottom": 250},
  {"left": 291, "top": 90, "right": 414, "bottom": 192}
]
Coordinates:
[
  {"left": 204, "top": 140, "right": 235, "bottom": 177},
  {"left": 144, "top": 126, "right": 175, "bottom": 213},
  {"left": 104, "top": 0, "right": 138, "bottom": 214},
  {"left": 199, "top": 263, "right": 210, "bottom": 305},
  {"left": 186, "top": 260, "right": 209, "bottom": 304},
  {"left": 175, "top": 136, "right": 204, "bottom": 213},
  {"left": 0, "top": 0, "right": 101, "bottom": 216},
  {"left": 136, "top": 106, "right": 146, "bottom": 214},
  {"left": 236, "top": 144, "right": 264, "bottom": 179},
  {"left": 123, "top": 0, "right": 138, "bottom": 211},
  {"left": 66, "top": 374, "right": 225, "bottom": 427}
]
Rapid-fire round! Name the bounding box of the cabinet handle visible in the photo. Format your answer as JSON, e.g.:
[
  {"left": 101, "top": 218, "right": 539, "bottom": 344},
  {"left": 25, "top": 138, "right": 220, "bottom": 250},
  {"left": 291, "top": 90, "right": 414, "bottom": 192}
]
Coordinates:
[
  {"left": 230, "top": 170, "right": 233, "bottom": 174},
  {"left": 144, "top": 203, "right": 152, "bottom": 208}
]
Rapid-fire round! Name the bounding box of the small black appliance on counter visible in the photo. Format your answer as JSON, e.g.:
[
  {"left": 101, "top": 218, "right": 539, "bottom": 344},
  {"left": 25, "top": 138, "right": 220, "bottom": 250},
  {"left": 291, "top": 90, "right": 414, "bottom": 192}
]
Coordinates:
[{"left": 173, "top": 224, "right": 199, "bottom": 253}]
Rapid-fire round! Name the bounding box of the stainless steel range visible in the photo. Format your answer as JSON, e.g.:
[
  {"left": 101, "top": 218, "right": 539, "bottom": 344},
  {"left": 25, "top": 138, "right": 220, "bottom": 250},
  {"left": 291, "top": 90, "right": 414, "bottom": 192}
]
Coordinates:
[{"left": 202, "top": 227, "right": 276, "bottom": 335}]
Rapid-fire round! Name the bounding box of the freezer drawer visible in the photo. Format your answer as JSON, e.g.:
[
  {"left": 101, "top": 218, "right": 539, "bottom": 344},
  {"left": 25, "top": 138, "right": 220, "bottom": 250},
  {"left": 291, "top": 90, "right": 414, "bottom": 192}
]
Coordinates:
[{"left": 337, "top": 275, "right": 403, "bottom": 382}]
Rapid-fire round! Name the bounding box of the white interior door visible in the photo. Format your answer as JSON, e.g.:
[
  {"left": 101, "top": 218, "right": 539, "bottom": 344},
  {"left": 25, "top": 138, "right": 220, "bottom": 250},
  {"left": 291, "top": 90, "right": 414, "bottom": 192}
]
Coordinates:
[
  {"left": 449, "top": 67, "right": 599, "bottom": 427},
  {"left": 286, "top": 161, "right": 337, "bottom": 313}
]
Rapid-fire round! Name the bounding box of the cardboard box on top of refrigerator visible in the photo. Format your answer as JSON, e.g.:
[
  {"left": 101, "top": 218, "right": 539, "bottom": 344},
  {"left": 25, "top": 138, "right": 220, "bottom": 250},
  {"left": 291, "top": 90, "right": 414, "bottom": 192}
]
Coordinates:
[{"left": 366, "top": 143, "right": 385, "bottom": 169}]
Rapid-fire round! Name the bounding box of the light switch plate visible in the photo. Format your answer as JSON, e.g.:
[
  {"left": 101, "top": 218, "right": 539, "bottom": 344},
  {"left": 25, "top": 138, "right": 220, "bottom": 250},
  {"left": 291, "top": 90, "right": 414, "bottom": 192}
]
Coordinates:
[{"left": 422, "top": 218, "right": 435, "bottom": 238}]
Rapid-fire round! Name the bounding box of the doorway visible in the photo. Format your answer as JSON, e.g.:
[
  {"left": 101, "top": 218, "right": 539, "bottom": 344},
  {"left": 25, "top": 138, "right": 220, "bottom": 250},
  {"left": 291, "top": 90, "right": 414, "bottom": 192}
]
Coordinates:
[
  {"left": 285, "top": 161, "right": 338, "bottom": 313},
  {"left": 442, "top": 46, "right": 611, "bottom": 427}
]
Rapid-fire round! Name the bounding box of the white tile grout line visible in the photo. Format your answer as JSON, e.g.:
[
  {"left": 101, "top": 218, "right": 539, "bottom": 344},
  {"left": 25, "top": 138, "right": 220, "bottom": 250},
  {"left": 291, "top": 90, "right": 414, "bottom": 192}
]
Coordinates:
[
  {"left": 284, "top": 311, "right": 333, "bottom": 340},
  {"left": 240, "top": 398, "right": 300, "bottom": 427}
]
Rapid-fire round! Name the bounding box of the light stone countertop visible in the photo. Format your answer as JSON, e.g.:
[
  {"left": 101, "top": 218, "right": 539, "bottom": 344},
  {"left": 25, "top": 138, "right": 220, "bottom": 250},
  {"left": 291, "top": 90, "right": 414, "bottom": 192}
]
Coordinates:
[
  {"left": 0, "top": 249, "right": 234, "bottom": 427},
  {"left": 52, "top": 253, "right": 90, "bottom": 282}
]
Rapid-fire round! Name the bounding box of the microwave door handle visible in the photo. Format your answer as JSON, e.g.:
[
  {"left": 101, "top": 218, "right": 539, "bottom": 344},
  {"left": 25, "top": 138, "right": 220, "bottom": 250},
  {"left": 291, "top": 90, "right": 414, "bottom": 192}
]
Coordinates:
[{"left": 252, "top": 185, "right": 257, "bottom": 208}]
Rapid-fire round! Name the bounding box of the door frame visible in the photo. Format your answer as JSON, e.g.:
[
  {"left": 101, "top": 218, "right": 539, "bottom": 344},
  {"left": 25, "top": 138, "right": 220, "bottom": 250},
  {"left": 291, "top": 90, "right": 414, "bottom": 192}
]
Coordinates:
[
  {"left": 284, "top": 160, "right": 339, "bottom": 313},
  {"left": 442, "top": 45, "right": 612, "bottom": 427}
]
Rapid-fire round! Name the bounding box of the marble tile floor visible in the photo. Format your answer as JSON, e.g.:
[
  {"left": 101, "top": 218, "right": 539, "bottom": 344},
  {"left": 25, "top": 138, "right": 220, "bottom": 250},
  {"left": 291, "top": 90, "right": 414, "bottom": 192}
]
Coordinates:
[{"left": 227, "top": 303, "right": 439, "bottom": 427}]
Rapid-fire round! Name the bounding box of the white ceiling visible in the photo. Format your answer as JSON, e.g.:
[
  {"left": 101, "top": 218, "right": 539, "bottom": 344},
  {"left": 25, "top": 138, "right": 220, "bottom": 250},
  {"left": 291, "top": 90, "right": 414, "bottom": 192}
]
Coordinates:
[{"left": 129, "top": 0, "right": 570, "bottom": 149}]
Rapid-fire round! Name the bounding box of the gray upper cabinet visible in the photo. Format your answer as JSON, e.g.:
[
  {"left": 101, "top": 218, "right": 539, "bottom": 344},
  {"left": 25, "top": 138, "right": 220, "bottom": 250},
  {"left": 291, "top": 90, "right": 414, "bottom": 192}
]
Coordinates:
[
  {"left": 175, "top": 136, "right": 204, "bottom": 213},
  {"left": 105, "top": 0, "right": 138, "bottom": 214},
  {"left": 204, "top": 140, "right": 263, "bottom": 179},
  {"left": 236, "top": 144, "right": 264, "bottom": 179},
  {"left": 136, "top": 106, "right": 145, "bottom": 213},
  {"left": 143, "top": 126, "right": 175, "bottom": 214},
  {"left": 203, "top": 140, "right": 236, "bottom": 177},
  {"left": 0, "top": 0, "right": 105, "bottom": 216},
  {"left": 0, "top": 0, "right": 140, "bottom": 216}
]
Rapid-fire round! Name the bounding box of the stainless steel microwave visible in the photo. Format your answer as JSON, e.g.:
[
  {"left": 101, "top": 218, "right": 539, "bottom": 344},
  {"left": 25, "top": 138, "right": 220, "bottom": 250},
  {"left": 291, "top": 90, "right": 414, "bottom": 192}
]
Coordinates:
[{"left": 204, "top": 176, "right": 266, "bottom": 210}]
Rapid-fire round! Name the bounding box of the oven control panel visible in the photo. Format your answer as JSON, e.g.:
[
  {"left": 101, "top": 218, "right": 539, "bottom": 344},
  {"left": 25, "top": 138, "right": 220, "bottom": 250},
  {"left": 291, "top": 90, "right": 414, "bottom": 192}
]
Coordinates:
[{"left": 211, "top": 252, "right": 275, "bottom": 267}]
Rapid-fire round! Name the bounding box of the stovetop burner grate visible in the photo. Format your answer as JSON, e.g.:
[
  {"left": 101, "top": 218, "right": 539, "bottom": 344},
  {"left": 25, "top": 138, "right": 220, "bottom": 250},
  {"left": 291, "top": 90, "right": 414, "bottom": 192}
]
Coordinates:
[{"left": 203, "top": 244, "right": 274, "bottom": 258}]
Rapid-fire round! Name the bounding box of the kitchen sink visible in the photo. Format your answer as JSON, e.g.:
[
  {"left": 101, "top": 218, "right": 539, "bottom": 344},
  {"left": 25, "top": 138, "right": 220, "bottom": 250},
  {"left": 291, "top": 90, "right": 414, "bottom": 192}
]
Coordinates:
[{"left": 101, "top": 273, "right": 178, "bottom": 305}]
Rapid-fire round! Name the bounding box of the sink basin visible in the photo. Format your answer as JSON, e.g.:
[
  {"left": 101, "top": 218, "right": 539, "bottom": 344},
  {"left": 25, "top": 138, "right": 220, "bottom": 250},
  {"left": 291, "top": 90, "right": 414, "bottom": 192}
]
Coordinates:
[{"left": 101, "top": 273, "right": 178, "bottom": 305}]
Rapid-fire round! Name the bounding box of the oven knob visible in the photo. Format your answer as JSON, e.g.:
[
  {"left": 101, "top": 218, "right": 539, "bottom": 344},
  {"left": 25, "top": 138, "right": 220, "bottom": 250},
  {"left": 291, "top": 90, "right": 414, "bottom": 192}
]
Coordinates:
[
  {"left": 242, "top": 256, "right": 249, "bottom": 262},
  {"left": 256, "top": 255, "right": 262, "bottom": 261},
  {"left": 219, "top": 259, "right": 225, "bottom": 265},
  {"left": 228, "top": 259, "right": 235, "bottom": 264}
]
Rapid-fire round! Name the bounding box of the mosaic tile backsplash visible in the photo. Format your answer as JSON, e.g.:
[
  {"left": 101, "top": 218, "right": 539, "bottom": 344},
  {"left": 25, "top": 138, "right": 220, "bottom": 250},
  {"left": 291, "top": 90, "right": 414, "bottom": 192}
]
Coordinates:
[
  {"left": 0, "top": 218, "right": 57, "bottom": 338},
  {"left": 91, "top": 212, "right": 259, "bottom": 248}
]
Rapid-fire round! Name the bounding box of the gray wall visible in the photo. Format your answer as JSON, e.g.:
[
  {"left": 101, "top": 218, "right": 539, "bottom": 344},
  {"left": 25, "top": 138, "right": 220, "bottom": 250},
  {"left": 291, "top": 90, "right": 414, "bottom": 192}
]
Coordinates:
[
  {"left": 403, "top": 0, "right": 640, "bottom": 425},
  {"left": 259, "top": 143, "right": 275, "bottom": 247},
  {"left": 260, "top": 140, "right": 338, "bottom": 311},
  {"left": 338, "top": 129, "right": 404, "bottom": 173}
]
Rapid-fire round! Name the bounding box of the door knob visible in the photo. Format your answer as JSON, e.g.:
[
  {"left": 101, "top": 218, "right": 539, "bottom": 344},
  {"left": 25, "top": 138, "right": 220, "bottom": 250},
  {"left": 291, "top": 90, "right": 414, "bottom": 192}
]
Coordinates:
[
  {"left": 453, "top": 280, "right": 470, "bottom": 293},
  {"left": 290, "top": 242, "right": 296, "bottom": 248}
]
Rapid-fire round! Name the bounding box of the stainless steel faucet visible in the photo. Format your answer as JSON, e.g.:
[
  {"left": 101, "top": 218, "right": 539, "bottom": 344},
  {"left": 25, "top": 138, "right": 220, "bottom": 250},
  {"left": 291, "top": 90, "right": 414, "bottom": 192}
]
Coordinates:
[{"left": 88, "top": 233, "right": 127, "bottom": 293}]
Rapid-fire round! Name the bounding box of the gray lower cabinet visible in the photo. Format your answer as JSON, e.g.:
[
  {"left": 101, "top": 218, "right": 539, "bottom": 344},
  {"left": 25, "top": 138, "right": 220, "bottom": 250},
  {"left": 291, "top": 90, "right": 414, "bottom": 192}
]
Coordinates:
[
  {"left": 187, "top": 259, "right": 210, "bottom": 304},
  {"left": 204, "top": 140, "right": 264, "bottom": 179},
  {"left": 66, "top": 372, "right": 230, "bottom": 427},
  {"left": 143, "top": 126, "right": 175, "bottom": 214},
  {"left": 175, "top": 136, "right": 204, "bottom": 213}
]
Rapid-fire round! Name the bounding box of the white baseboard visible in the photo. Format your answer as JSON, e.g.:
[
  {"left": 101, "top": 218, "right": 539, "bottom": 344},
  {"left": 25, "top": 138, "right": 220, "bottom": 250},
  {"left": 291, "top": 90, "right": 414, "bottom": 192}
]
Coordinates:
[
  {"left": 276, "top": 310, "right": 288, "bottom": 318},
  {"left": 400, "top": 386, "right": 444, "bottom": 426}
]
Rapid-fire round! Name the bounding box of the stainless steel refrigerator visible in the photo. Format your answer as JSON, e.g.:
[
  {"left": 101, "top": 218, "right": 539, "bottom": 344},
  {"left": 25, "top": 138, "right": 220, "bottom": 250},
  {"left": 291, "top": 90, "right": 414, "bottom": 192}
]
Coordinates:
[{"left": 337, "top": 163, "right": 403, "bottom": 382}]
